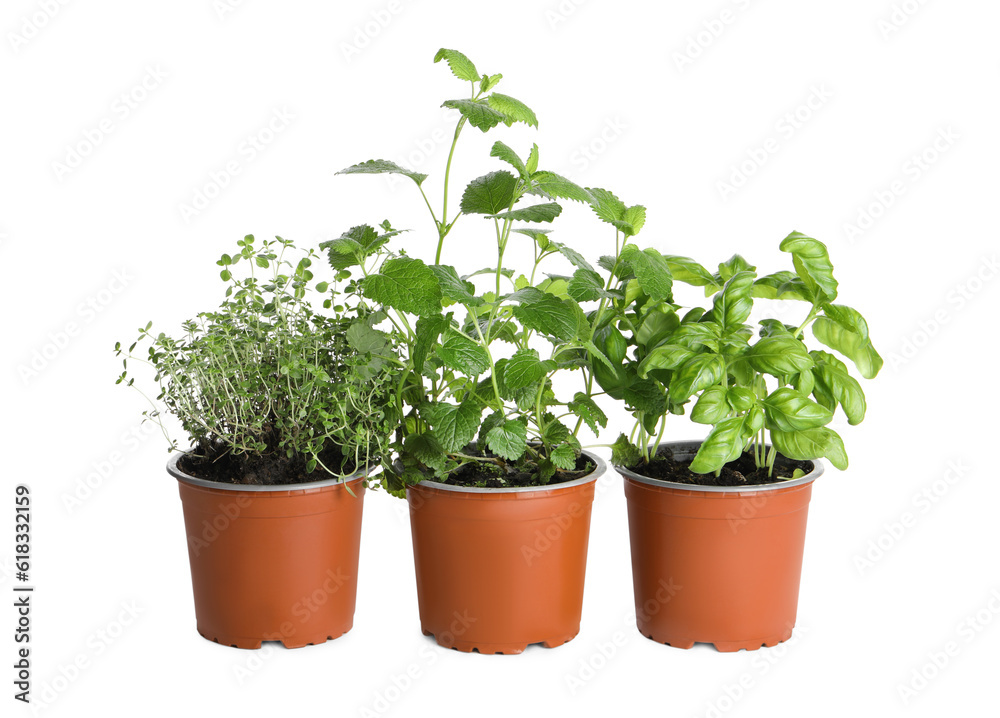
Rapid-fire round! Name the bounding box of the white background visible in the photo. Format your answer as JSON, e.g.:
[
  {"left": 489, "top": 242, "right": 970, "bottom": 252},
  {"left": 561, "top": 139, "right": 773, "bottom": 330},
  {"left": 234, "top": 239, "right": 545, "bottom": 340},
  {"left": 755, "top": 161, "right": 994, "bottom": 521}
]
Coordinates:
[{"left": 3, "top": 1, "right": 999, "bottom": 716}]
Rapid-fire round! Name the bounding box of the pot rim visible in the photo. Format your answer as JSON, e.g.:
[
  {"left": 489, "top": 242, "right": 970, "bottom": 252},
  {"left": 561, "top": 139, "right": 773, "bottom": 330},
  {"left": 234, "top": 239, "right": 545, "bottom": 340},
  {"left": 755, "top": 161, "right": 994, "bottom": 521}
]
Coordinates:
[
  {"left": 166, "top": 451, "right": 371, "bottom": 492},
  {"left": 614, "top": 440, "right": 824, "bottom": 494},
  {"left": 409, "top": 448, "right": 608, "bottom": 494}
]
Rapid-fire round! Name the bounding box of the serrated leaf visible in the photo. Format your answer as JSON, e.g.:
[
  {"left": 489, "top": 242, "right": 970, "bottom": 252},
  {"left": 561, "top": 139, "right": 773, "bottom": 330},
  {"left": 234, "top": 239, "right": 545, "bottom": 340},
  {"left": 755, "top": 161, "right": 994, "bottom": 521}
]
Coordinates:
[
  {"left": 413, "top": 314, "right": 450, "bottom": 374},
  {"left": 567, "top": 268, "right": 611, "bottom": 302},
  {"left": 623, "top": 380, "right": 667, "bottom": 415},
  {"left": 337, "top": 159, "right": 427, "bottom": 187},
  {"left": 568, "top": 393, "right": 608, "bottom": 434},
  {"left": 485, "top": 419, "right": 528, "bottom": 461},
  {"left": 487, "top": 93, "right": 538, "bottom": 128},
  {"left": 362, "top": 256, "right": 442, "bottom": 317},
  {"left": 610, "top": 433, "right": 642, "bottom": 467},
  {"left": 423, "top": 400, "right": 482, "bottom": 453},
  {"left": 490, "top": 141, "right": 528, "bottom": 178},
  {"left": 504, "top": 348, "right": 556, "bottom": 389},
  {"left": 526, "top": 143, "right": 539, "bottom": 174},
  {"left": 529, "top": 171, "right": 592, "bottom": 203},
  {"left": 345, "top": 322, "right": 391, "bottom": 356},
  {"left": 460, "top": 171, "right": 519, "bottom": 214},
  {"left": 549, "top": 443, "right": 578, "bottom": 470},
  {"left": 491, "top": 202, "right": 562, "bottom": 223},
  {"left": 430, "top": 265, "right": 484, "bottom": 306},
  {"left": 443, "top": 99, "right": 507, "bottom": 132},
  {"left": 436, "top": 331, "right": 490, "bottom": 376},
  {"left": 404, "top": 433, "right": 448, "bottom": 473},
  {"left": 620, "top": 245, "right": 674, "bottom": 302},
  {"left": 513, "top": 296, "right": 579, "bottom": 341},
  {"left": 433, "top": 48, "right": 480, "bottom": 82}
]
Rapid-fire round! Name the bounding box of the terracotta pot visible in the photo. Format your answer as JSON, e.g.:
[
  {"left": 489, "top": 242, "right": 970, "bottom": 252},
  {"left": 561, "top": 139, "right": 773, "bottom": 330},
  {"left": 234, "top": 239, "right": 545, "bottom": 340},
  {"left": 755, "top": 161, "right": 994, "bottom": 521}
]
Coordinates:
[
  {"left": 616, "top": 441, "right": 823, "bottom": 652},
  {"left": 405, "top": 450, "right": 606, "bottom": 654},
  {"left": 167, "top": 453, "right": 367, "bottom": 649}
]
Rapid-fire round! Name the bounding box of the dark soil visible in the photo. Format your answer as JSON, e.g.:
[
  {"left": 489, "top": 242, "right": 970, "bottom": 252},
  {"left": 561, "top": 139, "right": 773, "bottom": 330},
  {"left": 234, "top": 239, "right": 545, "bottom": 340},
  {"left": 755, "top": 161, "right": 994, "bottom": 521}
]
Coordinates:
[
  {"left": 626, "top": 445, "right": 814, "bottom": 487},
  {"left": 444, "top": 449, "right": 594, "bottom": 489},
  {"left": 177, "top": 441, "right": 357, "bottom": 486}
]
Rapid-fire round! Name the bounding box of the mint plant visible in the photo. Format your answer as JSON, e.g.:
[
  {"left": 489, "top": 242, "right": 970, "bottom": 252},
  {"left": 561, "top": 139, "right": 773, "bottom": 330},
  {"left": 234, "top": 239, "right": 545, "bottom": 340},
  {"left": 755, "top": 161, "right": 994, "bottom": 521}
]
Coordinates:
[
  {"left": 601, "top": 232, "right": 882, "bottom": 477},
  {"left": 331, "top": 49, "right": 649, "bottom": 491},
  {"left": 115, "top": 235, "right": 399, "bottom": 485}
]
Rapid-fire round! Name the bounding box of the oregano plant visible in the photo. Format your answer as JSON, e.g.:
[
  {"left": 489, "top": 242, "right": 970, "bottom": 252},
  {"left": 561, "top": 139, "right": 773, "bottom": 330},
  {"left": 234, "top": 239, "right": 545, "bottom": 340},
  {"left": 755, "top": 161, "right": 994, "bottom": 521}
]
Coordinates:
[
  {"left": 330, "top": 48, "right": 650, "bottom": 491},
  {"left": 115, "top": 234, "right": 400, "bottom": 486},
  {"left": 600, "top": 232, "right": 882, "bottom": 478}
]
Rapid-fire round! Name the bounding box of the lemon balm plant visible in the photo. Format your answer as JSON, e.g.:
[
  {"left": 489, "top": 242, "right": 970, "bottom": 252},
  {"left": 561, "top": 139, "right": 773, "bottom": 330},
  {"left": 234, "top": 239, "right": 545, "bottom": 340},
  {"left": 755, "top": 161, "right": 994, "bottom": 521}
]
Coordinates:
[
  {"left": 604, "top": 231, "right": 882, "bottom": 481},
  {"left": 333, "top": 49, "right": 650, "bottom": 492},
  {"left": 115, "top": 234, "right": 400, "bottom": 649}
]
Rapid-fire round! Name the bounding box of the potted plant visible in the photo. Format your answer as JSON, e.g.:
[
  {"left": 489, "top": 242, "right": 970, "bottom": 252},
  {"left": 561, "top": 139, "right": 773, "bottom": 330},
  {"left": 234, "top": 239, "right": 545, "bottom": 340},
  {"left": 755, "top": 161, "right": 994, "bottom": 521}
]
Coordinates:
[
  {"left": 597, "top": 232, "right": 882, "bottom": 651},
  {"left": 331, "top": 49, "right": 646, "bottom": 653},
  {"left": 115, "top": 235, "right": 398, "bottom": 648}
]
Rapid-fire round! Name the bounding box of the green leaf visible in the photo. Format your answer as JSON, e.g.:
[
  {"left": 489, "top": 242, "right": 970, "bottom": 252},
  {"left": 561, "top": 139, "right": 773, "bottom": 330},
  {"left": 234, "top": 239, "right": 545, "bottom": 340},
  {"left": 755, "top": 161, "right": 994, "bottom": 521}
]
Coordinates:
[
  {"left": 430, "top": 265, "right": 484, "bottom": 307},
  {"left": 549, "top": 443, "right": 578, "bottom": 470},
  {"left": 478, "top": 411, "right": 506, "bottom": 446},
  {"left": 460, "top": 171, "right": 519, "bottom": 215},
  {"left": 623, "top": 380, "right": 667, "bottom": 415},
  {"left": 813, "top": 304, "right": 883, "bottom": 380},
  {"left": 663, "top": 255, "right": 721, "bottom": 290},
  {"left": 485, "top": 419, "right": 528, "bottom": 461},
  {"left": 433, "top": 48, "right": 480, "bottom": 82},
  {"left": 638, "top": 344, "right": 696, "bottom": 377},
  {"left": 752, "top": 271, "right": 811, "bottom": 301},
  {"left": 490, "top": 141, "right": 527, "bottom": 178},
  {"left": 436, "top": 331, "right": 490, "bottom": 376},
  {"left": 529, "top": 171, "right": 592, "bottom": 203},
  {"left": 362, "top": 256, "right": 442, "bottom": 317},
  {"left": 761, "top": 387, "right": 833, "bottom": 432},
  {"left": 512, "top": 227, "right": 551, "bottom": 249},
  {"left": 443, "top": 99, "right": 507, "bottom": 132},
  {"left": 413, "top": 314, "right": 450, "bottom": 374},
  {"left": 771, "top": 427, "right": 847, "bottom": 470},
  {"left": 487, "top": 93, "right": 539, "bottom": 128},
  {"left": 587, "top": 188, "right": 646, "bottom": 236},
  {"left": 345, "top": 322, "right": 391, "bottom": 356},
  {"left": 423, "top": 400, "right": 482, "bottom": 453},
  {"left": 688, "top": 416, "right": 751, "bottom": 474},
  {"left": 711, "top": 270, "right": 756, "bottom": 330},
  {"left": 746, "top": 335, "right": 814, "bottom": 377},
  {"left": 671, "top": 354, "right": 727, "bottom": 402},
  {"left": 321, "top": 224, "right": 396, "bottom": 270},
  {"left": 568, "top": 393, "right": 608, "bottom": 434},
  {"left": 717, "top": 254, "right": 756, "bottom": 282},
  {"left": 727, "top": 387, "right": 756, "bottom": 412},
  {"left": 620, "top": 246, "right": 674, "bottom": 302},
  {"left": 337, "top": 159, "right": 427, "bottom": 187},
  {"left": 492, "top": 203, "right": 562, "bottom": 223},
  {"left": 404, "top": 433, "right": 449, "bottom": 474},
  {"left": 779, "top": 231, "right": 838, "bottom": 303},
  {"left": 610, "top": 433, "right": 642, "bottom": 467},
  {"left": 811, "top": 350, "right": 867, "bottom": 425},
  {"left": 526, "top": 144, "right": 539, "bottom": 174},
  {"left": 480, "top": 73, "right": 502, "bottom": 94},
  {"left": 513, "top": 296, "right": 579, "bottom": 341},
  {"left": 567, "top": 268, "right": 611, "bottom": 302},
  {"left": 691, "top": 386, "right": 730, "bottom": 425},
  {"left": 505, "top": 348, "right": 556, "bottom": 389}
]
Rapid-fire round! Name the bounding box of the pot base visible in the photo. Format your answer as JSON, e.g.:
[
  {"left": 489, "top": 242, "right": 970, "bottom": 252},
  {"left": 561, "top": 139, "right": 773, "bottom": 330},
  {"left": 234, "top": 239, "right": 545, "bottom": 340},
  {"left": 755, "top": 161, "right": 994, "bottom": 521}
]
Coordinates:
[
  {"left": 422, "top": 627, "right": 578, "bottom": 655},
  {"left": 197, "top": 622, "right": 354, "bottom": 650},
  {"left": 638, "top": 624, "right": 794, "bottom": 653}
]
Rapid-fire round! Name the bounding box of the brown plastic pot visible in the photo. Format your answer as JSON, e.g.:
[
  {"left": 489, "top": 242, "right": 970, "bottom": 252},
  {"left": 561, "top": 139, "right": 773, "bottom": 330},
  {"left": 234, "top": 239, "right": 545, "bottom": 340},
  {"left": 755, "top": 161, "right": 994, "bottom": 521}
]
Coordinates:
[
  {"left": 167, "top": 453, "right": 367, "bottom": 649},
  {"left": 616, "top": 441, "right": 823, "bottom": 652},
  {"left": 405, "top": 450, "right": 606, "bottom": 654}
]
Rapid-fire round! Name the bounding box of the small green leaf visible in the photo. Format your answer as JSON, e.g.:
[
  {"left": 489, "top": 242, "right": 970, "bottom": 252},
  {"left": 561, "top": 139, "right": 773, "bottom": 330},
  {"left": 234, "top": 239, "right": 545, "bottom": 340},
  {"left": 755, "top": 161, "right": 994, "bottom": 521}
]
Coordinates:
[
  {"left": 436, "top": 331, "right": 490, "bottom": 376},
  {"left": 671, "top": 354, "right": 727, "bottom": 402},
  {"left": 337, "top": 159, "right": 427, "bottom": 187},
  {"left": 526, "top": 144, "right": 539, "bottom": 174},
  {"left": 761, "top": 387, "right": 833, "bottom": 432},
  {"left": 513, "top": 296, "right": 579, "bottom": 341},
  {"left": 491, "top": 203, "right": 562, "bottom": 223},
  {"left": 529, "top": 171, "right": 592, "bottom": 203},
  {"left": 746, "top": 335, "right": 814, "bottom": 377},
  {"left": 460, "top": 171, "right": 519, "bottom": 214},
  {"left": 813, "top": 304, "right": 883, "bottom": 380},
  {"left": 662, "top": 255, "right": 720, "bottom": 290},
  {"left": 423, "top": 400, "right": 482, "bottom": 453},
  {"left": 362, "top": 256, "right": 442, "bottom": 317},
  {"left": 691, "top": 386, "right": 730, "bottom": 425},
  {"left": 443, "top": 99, "right": 507, "bottom": 132},
  {"left": 638, "top": 344, "right": 696, "bottom": 377},
  {"left": 610, "top": 433, "right": 642, "bottom": 467},
  {"left": 504, "top": 348, "right": 557, "bottom": 389},
  {"left": 485, "top": 419, "right": 528, "bottom": 461},
  {"left": 490, "top": 141, "right": 528, "bottom": 178},
  {"left": 413, "top": 314, "right": 450, "bottom": 374},
  {"left": 711, "top": 270, "right": 756, "bottom": 330},
  {"left": 433, "top": 48, "right": 480, "bottom": 82},
  {"left": 568, "top": 393, "right": 608, "bottom": 434},
  {"left": 620, "top": 246, "right": 674, "bottom": 302},
  {"left": 404, "top": 433, "right": 449, "bottom": 473},
  {"left": 487, "top": 93, "right": 538, "bottom": 128},
  {"left": 752, "top": 271, "right": 811, "bottom": 301},
  {"left": 779, "top": 231, "right": 838, "bottom": 303},
  {"left": 548, "top": 443, "right": 578, "bottom": 470},
  {"left": 688, "top": 416, "right": 751, "bottom": 474},
  {"left": 430, "top": 265, "right": 484, "bottom": 306}
]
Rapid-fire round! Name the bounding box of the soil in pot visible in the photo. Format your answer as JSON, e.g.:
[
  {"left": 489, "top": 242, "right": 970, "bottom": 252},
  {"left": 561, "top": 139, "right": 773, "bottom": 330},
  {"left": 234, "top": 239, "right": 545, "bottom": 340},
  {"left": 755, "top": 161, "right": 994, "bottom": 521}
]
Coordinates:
[
  {"left": 442, "top": 447, "right": 594, "bottom": 489},
  {"left": 624, "top": 445, "right": 813, "bottom": 487},
  {"left": 177, "top": 440, "right": 357, "bottom": 486}
]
